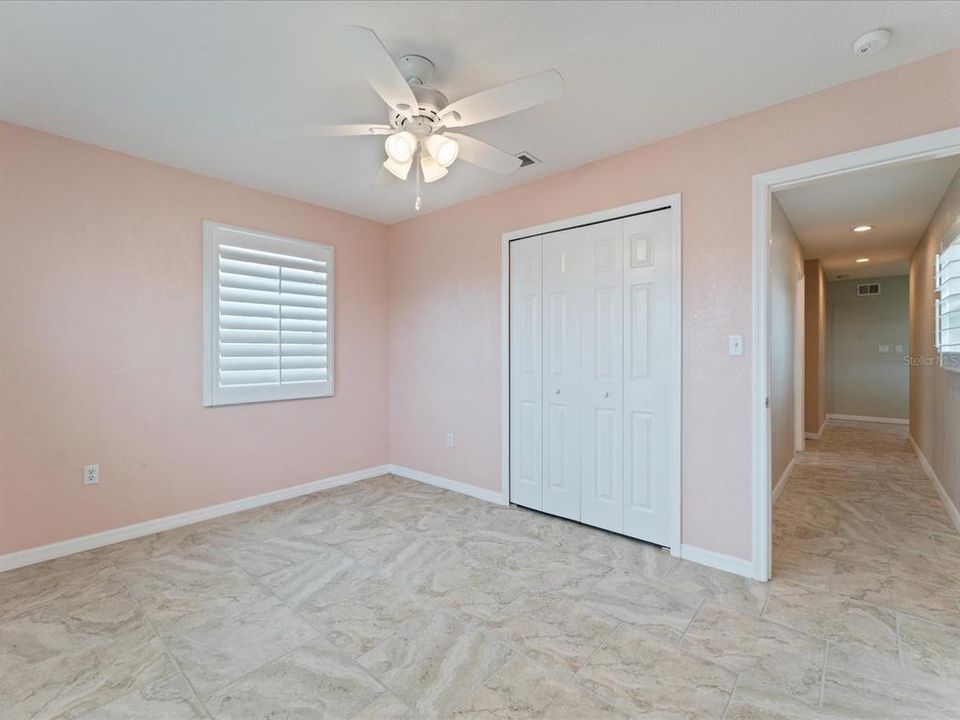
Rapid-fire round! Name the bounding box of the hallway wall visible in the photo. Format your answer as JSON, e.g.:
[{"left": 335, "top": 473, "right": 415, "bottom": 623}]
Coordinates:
[
  {"left": 804, "top": 260, "right": 828, "bottom": 435},
  {"left": 770, "top": 198, "right": 804, "bottom": 488},
  {"left": 910, "top": 167, "right": 960, "bottom": 517},
  {"left": 828, "top": 275, "right": 909, "bottom": 420}
]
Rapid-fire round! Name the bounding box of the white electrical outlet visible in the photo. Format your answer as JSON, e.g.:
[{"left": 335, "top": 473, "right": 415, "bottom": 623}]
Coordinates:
[
  {"left": 445, "top": 433, "right": 454, "bottom": 448},
  {"left": 83, "top": 464, "right": 100, "bottom": 485}
]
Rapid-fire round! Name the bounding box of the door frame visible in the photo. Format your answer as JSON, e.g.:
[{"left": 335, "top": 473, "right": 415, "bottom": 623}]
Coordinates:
[
  {"left": 751, "top": 127, "right": 960, "bottom": 581},
  {"left": 500, "top": 194, "right": 683, "bottom": 555},
  {"left": 794, "top": 269, "right": 805, "bottom": 455}
]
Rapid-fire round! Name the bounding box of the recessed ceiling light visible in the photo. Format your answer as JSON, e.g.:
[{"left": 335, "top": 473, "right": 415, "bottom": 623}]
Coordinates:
[
  {"left": 852, "top": 225, "right": 873, "bottom": 232},
  {"left": 856, "top": 258, "right": 870, "bottom": 263}
]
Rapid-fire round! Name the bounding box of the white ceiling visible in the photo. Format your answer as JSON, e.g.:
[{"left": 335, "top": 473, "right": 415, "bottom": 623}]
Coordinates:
[
  {"left": 776, "top": 154, "right": 960, "bottom": 280},
  {"left": 2, "top": 1, "right": 959, "bottom": 224}
]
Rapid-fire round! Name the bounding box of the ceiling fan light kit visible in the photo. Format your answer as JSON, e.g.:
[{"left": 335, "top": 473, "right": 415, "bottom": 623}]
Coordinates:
[
  {"left": 384, "top": 130, "right": 417, "bottom": 163},
  {"left": 266, "top": 26, "right": 564, "bottom": 211},
  {"left": 420, "top": 154, "right": 448, "bottom": 183},
  {"left": 382, "top": 156, "right": 412, "bottom": 180},
  {"left": 424, "top": 133, "right": 459, "bottom": 168}
]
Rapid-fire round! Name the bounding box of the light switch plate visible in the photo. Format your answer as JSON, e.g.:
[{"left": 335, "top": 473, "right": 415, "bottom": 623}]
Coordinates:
[
  {"left": 729, "top": 335, "right": 744, "bottom": 356},
  {"left": 879, "top": 344, "right": 890, "bottom": 353}
]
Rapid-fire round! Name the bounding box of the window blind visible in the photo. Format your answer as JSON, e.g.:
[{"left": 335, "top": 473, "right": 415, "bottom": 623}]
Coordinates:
[
  {"left": 203, "top": 222, "right": 334, "bottom": 405},
  {"left": 936, "top": 235, "right": 960, "bottom": 370}
]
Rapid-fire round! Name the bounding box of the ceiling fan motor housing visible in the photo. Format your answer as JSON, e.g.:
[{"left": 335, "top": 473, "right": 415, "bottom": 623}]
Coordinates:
[{"left": 390, "top": 61, "right": 451, "bottom": 131}]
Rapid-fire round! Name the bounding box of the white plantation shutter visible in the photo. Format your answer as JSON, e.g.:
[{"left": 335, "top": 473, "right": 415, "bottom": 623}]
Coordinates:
[
  {"left": 203, "top": 222, "right": 334, "bottom": 405},
  {"left": 937, "top": 234, "right": 960, "bottom": 373}
]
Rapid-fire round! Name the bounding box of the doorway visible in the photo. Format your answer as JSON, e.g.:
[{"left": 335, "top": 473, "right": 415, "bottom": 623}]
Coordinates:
[{"left": 751, "top": 127, "right": 960, "bottom": 580}]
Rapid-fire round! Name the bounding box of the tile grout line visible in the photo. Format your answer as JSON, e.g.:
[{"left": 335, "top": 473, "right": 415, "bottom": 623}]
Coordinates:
[
  {"left": 895, "top": 612, "right": 905, "bottom": 669},
  {"left": 110, "top": 560, "right": 216, "bottom": 720},
  {"left": 571, "top": 620, "right": 624, "bottom": 683},
  {"left": 719, "top": 672, "right": 741, "bottom": 720},
  {"left": 817, "top": 642, "right": 830, "bottom": 708},
  {"left": 676, "top": 596, "right": 708, "bottom": 645},
  {"left": 437, "top": 638, "right": 519, "bottom": 718}
]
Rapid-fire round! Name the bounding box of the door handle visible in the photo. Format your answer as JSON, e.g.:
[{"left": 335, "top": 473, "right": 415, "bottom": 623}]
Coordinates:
[
  {"left": 554, "top": 389, "right": 561, "bottom": 396},
  {"left": 602, "top": 391, "right": 610, "bottom": 399}
]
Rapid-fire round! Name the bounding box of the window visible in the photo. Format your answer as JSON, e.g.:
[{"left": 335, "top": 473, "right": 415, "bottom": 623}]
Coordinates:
[
  {"left": 203, "top": 221, "right": 334, "bottom": 406},
  {"left": 936, "top": 233, "right": 960, "bottom": 373}
]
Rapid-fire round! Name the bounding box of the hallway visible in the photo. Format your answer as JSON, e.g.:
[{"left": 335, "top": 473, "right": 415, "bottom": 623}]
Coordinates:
[{"left": 772, "top": 420, "right": 960, "bottom": 718}]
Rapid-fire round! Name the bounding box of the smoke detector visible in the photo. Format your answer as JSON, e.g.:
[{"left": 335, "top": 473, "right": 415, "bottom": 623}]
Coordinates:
[{"left": 853, "top": 29, "right": 891, "bottom": 56}]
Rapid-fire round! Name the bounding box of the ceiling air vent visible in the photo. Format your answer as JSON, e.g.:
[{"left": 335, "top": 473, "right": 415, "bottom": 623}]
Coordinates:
[
  {"left": 515, "top": 151, "right": 540, "bottom": 168},
  {"left": 857, "top": 283, "right": 881, "bottom": 296}
]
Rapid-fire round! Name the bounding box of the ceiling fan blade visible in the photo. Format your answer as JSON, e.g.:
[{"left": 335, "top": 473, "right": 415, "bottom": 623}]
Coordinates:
[
  {"left": 441, "top": 70, "right": 564, "bottom": 128},
  {"left": 374, "top": 166, "right": 399, "bottom": 188},
  {"left": 445, "top": 133, "right": 522, "bottom": 174},
  {"left": 263, "top": 124, "right": 392, "bottom": 139},
  {"left": 339, "top": 26, "right": 418, "bottom": 117}
]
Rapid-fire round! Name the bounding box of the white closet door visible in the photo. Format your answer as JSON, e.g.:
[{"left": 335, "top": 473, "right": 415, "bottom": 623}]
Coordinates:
[
  {"left": 541, "top": 230, "right": 582, "bottom": 520},
  {"left": 622, "top": 209, "right": 675, "bottom": 546},
  {"left": 509, "top": 235, "right": 543, "bottom": 510},
  {"left": 579, "top": 220, "right": 625, "bottom": 532}
]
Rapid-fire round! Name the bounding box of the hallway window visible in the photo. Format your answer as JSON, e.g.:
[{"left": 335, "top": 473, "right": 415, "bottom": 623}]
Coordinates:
[{"left": 937, "top": 234, "right": 960, "bottom": 372}]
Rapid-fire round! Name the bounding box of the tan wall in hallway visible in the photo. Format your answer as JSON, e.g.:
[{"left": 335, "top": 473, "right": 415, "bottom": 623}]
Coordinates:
[
  {"left": 770, "top": 198, "right": 803, "bottom": 488},
  {"left": 804, "top": 260, "right": 828, "bottom": 435},
  {"left": 910, "top": 168, "right": 960, "bottom": 514}
]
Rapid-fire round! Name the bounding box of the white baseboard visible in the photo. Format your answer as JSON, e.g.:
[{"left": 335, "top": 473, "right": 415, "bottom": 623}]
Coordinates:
[
  {"left": 0, "top": 465, "right": 392, "bottom": 573},
  {"left": 772, "top": 457, "right": 796, "bottom": 506},
  {"left": 388, "top": 464, "right": 507, "bottom": 506},
  {"left": 909, "top": 435, "right": 960, "bottom": 533},
  {"left": 827, "top": 413, "right": 909, "bottom": 425},
  {"left": 680, "top": 544, "right": 754, "bottom": 579},
  {"left": 805, "top": 418, "right": 828, "bottom": 440},
  {"left": 0, "top": 463, "right": 511, "bottom": 573}
]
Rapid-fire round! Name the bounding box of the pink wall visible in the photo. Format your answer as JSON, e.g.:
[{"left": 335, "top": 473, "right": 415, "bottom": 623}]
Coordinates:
[
  {"left": 3, "top": 51, "right": 958, "bottom": 561},
  {"left": 0, "top": 123, "right": 390, "bottom": 555},
  {"left": 387, "top": 50, "right": 960, "bottom": 561}
]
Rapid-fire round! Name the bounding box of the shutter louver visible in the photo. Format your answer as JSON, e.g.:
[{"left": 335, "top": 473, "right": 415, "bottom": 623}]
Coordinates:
[
  {"left": 938, "top": 239, "right": 960, "bottom": 362},
  {"left": 203, "top": 223, "right": 334, "bottom": 405}
]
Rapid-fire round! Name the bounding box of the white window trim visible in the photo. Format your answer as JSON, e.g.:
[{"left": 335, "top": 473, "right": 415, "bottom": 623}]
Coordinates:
[
  {"left": 202, "top": 220, "right": 335, "bottom": 406},
  {"left": 937, "top": 230, "right": 960, "bottom": 374}
]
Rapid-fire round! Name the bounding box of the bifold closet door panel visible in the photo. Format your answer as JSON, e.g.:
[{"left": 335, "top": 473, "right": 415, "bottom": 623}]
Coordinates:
[
  {"left": 622, "top": 209, "right": 675, "bottom": 547},
  {"left": 509, "top": 235, "right": 543, "bottom": 511},
  {"left": 579, "top": 220, "right": 625, "bottom": 533},
  {"left": 541, "top": 230, "right": 582, "bottom": 521}
]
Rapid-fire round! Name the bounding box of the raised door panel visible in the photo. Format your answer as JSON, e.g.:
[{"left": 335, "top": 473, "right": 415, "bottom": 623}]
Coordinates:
[
  {"left": 622, "top": 210, "right": 675, "bottom": 547},
  {"left": 580, "top": 220, "right": 624, "bottom": 533},
  {"left": 509, "top": 236, "right": 543, "bottom": 510},
  {"left": 542, "top": 230, "right": 581, "bottom": 521}
]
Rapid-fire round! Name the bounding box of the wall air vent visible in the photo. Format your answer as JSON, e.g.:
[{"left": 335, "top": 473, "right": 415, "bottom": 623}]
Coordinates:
[
  {"left": 515, "top": 151, "right": 541, "bottom": 168},
  {"left": 857, "top": 283, "right": 881, "bottom": 296}
]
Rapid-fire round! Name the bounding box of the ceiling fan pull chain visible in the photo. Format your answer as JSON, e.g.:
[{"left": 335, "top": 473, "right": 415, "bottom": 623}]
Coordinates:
[{"left": 415, "top": 149, "right": 423, "bottom": 211}]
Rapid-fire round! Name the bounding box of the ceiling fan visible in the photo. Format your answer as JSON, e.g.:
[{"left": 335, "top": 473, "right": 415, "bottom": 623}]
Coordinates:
[{"left": 266, "top": 26, "right": 564, "bottom": 211}]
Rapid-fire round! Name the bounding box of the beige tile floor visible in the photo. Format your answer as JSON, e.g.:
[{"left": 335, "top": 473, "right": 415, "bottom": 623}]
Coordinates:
[{"left": 1, "top": 420, "right": 958, "bottom": 718}]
